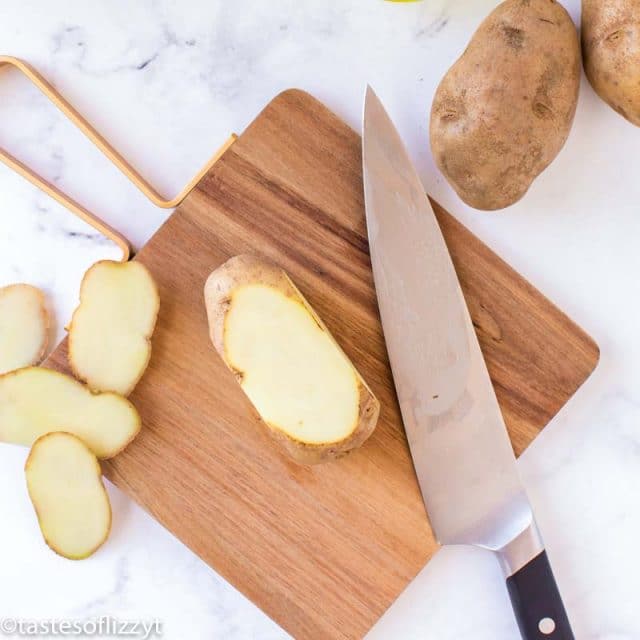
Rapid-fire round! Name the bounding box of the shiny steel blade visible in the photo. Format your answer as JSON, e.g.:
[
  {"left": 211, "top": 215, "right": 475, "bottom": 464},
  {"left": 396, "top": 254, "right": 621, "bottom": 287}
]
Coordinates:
[{"left": 363, "top": 86, "right": 531, "bottom": 550}]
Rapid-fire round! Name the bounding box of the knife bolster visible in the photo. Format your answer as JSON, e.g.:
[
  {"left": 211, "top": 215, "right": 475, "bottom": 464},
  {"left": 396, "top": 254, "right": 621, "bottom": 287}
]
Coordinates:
[{"left": 498, "top": 520, "right": 545, "bottom": 576}]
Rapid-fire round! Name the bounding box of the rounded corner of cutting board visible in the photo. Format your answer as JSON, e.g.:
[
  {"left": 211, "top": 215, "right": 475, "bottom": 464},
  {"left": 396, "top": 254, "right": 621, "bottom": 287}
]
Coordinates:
[
  {"left": 267, "top": 87, "right": 321, "bottom": 109},
  {"left": 242, "top": 88, "right": 332, "bottom": 136}
]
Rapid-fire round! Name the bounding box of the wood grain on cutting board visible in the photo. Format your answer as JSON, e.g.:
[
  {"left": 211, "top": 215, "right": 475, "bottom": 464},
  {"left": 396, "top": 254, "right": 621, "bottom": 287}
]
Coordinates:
[{"left": 47, "top": 90, "right": 599, "bottom": 640}]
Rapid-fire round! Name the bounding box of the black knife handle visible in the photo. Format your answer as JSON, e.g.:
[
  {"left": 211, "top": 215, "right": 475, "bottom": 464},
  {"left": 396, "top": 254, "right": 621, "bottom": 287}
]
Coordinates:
[{"left": 506, "top": 550, "right": 574, "bottom": 640}]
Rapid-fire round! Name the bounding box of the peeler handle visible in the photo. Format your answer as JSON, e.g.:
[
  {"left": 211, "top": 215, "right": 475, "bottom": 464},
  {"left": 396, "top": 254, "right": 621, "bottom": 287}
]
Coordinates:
[{"left": 0, "top": 55, "right": 236, "bottom": 260}]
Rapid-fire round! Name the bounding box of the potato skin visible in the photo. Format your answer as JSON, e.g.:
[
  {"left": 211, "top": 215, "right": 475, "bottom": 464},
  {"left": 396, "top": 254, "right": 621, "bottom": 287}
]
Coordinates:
[
  {"left": 582, "top": 0, "right": 640, "bottom": 126},
  {"left": 430, "top": 0, "right": 581, "bottom": 210},
  {"left": 204, "top": 255, "right": 380, "bottom": 465}
]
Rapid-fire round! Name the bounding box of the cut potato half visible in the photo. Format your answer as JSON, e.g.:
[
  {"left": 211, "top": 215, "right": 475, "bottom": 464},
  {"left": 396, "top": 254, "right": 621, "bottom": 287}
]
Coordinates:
[
  {"left": 0, "top": 367, "right": 140, "bottom": 458},
  {"left": 69, "top": 260, "right": 160, "bottom": 396},
  {"left": 0, "top": 284, "right": 49, "bottom": 374},
  {"left": 205, "top": 255, "right": 380, "bottom": 465},
  {"left": 26, "top": 432, "right": 112, "bottom": 560}
]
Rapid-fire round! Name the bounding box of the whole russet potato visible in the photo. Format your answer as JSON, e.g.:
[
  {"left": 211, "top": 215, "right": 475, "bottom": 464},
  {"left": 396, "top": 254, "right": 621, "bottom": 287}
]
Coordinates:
[
  {"left": 430, "top": 0, "right": 581, "bottom": 210},
  {"left": 582, "top": 0, "right": 640, "bottom": 126}
]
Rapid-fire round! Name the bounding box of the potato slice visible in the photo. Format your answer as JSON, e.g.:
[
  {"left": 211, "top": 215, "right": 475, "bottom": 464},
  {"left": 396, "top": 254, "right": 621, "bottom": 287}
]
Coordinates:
[
  {"left": 0, "top": 367, "right": 140, "bottom": 459},
  {"left": 204, "top": 255, "right": 380, "bottom": 465},
  {"left": 69, "top": 260, "right": 160, "bottom": 395},
  {"left": 0, "top": 284, "right": 49, "bottom": 374},
  {"left": 26, "top": 432, "right": 112, "bottom": 560}
]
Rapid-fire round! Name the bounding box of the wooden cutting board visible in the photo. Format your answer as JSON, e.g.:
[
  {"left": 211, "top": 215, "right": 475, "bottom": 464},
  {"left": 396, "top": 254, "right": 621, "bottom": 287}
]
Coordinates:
[{"left": 47, "top": 90, "right": 599, "bottom": 640}]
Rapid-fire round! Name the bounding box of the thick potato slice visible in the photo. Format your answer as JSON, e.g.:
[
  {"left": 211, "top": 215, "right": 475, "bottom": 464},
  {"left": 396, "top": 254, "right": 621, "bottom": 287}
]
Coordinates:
[
  {"left": 26, "top": 432, "right": 112, "bottom": 560},
  {"left": 204, "top": 255, "right": 380, "bottom": 465},
  {"left": 0, "top": 367, "right": 140, "bottom": 459},
  {"left": 582, "top": 0, "right": 640, "bottom": 126},
  {"left": 0, "top": 284, "right": 49, "bottom": 374},
  {"left": 69, "top": 260, "right": 160, "bottom": 396}
]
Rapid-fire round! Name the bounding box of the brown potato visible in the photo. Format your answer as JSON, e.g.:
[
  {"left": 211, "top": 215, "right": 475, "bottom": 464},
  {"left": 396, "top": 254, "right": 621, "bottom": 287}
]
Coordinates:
[
  {"left": 430, "top": 0, "right": 581, "bottom": 210},
  {"left": 582, "top": 0, "right": 640, "bottom": 126},
  {"left": 204, "top": 255, "right": 380, "bottom": 465}
]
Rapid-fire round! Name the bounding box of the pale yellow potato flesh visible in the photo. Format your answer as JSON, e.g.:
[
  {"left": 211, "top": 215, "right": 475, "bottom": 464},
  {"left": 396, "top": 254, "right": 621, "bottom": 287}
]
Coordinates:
[
  {"left": 0, "top": 367, "right": 140, "bottom": 459},
  {"left": 69, "top": 260, "right": 160, "bottom": 396},
  {"left": 25, "top": 432, "right": 112, "bottom": 560},
  {"left": 0, "top": 284, "right": 49, "bottom": 374},
  {"left": 224, "top": 284, "right": 360, "bottom": 445},
  {"left": 205, "top": 255, "right": 380, "bottom": 464}
]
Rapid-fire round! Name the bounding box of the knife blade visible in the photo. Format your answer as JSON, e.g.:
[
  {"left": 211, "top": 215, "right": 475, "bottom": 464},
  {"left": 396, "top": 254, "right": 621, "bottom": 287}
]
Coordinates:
[{"left": 362, "top": 85, "right": 575, "bottom": 640}]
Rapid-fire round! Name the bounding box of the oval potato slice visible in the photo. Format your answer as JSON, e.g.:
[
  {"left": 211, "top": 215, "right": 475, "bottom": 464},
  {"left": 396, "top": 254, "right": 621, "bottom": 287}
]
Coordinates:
[
  {"left": 26, "top": 432, "right": 112, "bottom": 560},
  {"left": 0, "top": 284, "right": 49, "bottom": 374},
  {"left": 204, "top": 255, "right": 380, "bottom": 465},
  {"left": 69, "top": 260, "right": 160, "bottom": 396},
  {"left": 0, "top": 367, "right": 140, "bottom": 459}
]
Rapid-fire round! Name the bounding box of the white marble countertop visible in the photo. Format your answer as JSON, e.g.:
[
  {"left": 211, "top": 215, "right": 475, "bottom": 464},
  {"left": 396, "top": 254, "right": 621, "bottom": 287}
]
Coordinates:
[{"left": 1, "top": 1, "right": 639, "bottom": 638}]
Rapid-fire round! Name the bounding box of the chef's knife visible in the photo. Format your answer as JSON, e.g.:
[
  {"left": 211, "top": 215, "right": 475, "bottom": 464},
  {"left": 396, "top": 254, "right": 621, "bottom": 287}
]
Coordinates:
[{"left": 362, "top": 86, "right": 574, "bottom": 640}]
